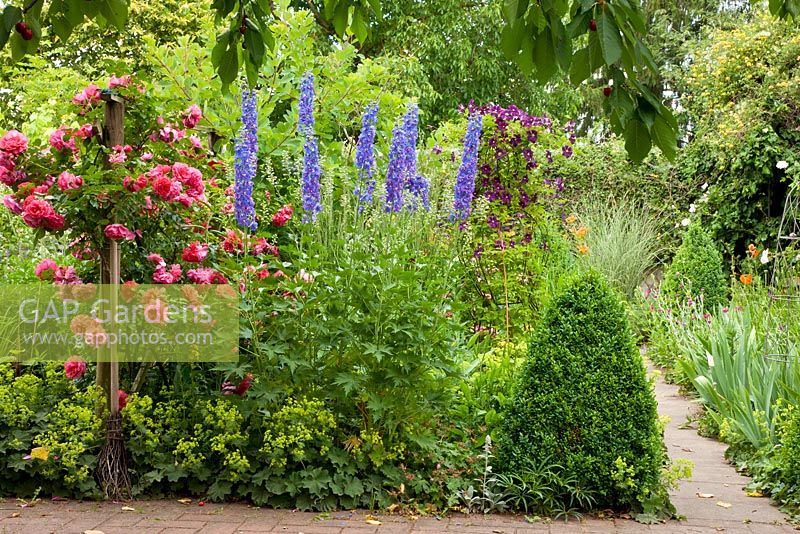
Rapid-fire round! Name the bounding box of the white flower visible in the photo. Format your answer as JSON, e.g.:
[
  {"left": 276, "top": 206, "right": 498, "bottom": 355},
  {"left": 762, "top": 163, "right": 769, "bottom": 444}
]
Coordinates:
[
  {"left": 681, "top": 218, "right": 691, "bottom": 227},
  {"left": 761, "top": 249, "right": 770, "bottom": 264},
  {"left": 689, "top": 204, "right": 696, "bottom": 213},
  {"left": 701, "top": 182, "right": 708, "bottom": 191},
  {"left": 699, "top": 193, "right": 709, "bottom": 203},
  {"left": 777, "top": 160, "right": 789, "bottom": 170}
]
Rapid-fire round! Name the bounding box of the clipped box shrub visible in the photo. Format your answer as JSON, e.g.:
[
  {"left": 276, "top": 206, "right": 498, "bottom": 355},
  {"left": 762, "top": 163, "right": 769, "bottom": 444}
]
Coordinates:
[
  {"left": 662, "top": 225, "right": 728, "bottom": 310},
  {"left": 496, "top": 271, "right": 664, "bottom": 509}
]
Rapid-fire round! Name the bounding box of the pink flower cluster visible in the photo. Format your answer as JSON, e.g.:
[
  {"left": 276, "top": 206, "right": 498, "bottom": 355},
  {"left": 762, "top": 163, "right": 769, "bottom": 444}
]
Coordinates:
[
  {"left": 0, "top": 130, "right": 28, "bottom": 186},
  {"left": 35, "top": 258, "right": 83, "bottom": 284},
  {"left": 181, "top": 242, "right": 208, "bottom": 263},
  {"left": 104, "top": 223, "right": 136, "bottom": 241},
  {"left": 271, "top": 204, "right": 293, "bottom": 227},
  {"left": 72, "top": 83, "right": 102, "bottom": 107},
  {"left": 146, "top": 162, "right": 206, "bottom": 206},
  {"left": 21, "top": 196, "right": 65, "bottom": 230},
  {"left": 64, "top": 358, "right": 87, "bottom": 379},
  {"left": 57, "top": 171, "right": 83, "bottom": 191},
  {"left": 49, "top": 124, "right": 93, "bottom": 153}
]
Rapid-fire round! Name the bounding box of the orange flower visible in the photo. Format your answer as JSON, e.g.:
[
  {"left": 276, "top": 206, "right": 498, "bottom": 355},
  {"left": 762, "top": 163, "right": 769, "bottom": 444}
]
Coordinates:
[
  {"left": 748, "top": 244, "right": 758, "bottom": 258},
  {"left": 572, "top": 226, "right": 588, "bottom": 239},
  {"left": 566, "top": 215, "right": 578, "bottom": 224},
  {"left": 578, "top": 244, "right": 589, "bottom": 255},
  {"left": 740, "top": 273, "right": 753, "bottom": 285}
]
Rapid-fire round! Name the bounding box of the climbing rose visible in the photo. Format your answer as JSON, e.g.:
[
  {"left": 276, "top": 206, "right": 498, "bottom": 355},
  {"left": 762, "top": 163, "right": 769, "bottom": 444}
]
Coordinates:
[
  {"left": 181, "top": 242, "right": 209, "bottom": 263},
  {"left": 72, "top": 84, "right": 102, "bottom": 106},
  {"left": 0, "top": 130, "right": 28, "bottom": 156},
  {"left": 64, "top": 358, "right": 87, "bottom": 379},
  {"left": 104, "top": 223, "right": 136, "bottom": 241}
]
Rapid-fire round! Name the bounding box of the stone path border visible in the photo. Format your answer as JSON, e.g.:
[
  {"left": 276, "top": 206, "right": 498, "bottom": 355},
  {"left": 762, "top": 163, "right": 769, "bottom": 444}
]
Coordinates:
[{"left": 0, "top": 366, "right": 795, "bottom": 534}]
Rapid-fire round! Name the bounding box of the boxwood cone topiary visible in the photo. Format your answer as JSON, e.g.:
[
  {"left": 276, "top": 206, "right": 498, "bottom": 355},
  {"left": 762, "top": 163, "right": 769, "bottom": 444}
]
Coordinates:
[
  {"left": 496, "top": 271, "right": 664, "bottom": 510},
  {"left": 662, "top": 224, "right": 728, "bottom": 310}
]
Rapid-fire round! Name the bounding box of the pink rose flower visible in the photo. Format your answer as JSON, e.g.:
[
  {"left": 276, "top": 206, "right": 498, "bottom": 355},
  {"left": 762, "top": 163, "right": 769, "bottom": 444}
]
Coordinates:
[
  {"left": 72, "top": 84, "right": 102, "bottom": 106},
  {"left": 187, "top": 267, "right": 227, "bottom": 284},
  {"left": 0, "top": 130, "right": 28, "bottom": 156},
  {"left": 64, "top": 358, "right": 87, "bottom": 380},
  {"left": 271, "top": 204, "right": 294, "bottom": 227},
  {"left": 21, "top": 197, "right": 56, "bottom": 229},
  {"left": 147, "top": 253, "right": 165, "bottom": 265},
  {"left": 54, "top": 266, "right": 81, "bottom": 284},
  {"left": 57, "top": 171, "right": 83, "bottom": 191},
  {"left": 104, "top": 223, "right": 136, "bottom": 241},
  {"left": 221, "top": 230, "right": 244, "bottom": 254},
  {"left": 35, "top": 258, "right": 59, "bottom": 280},
  {"left": 108, "top": 74, "right": 132, "bottom": 89},
  {"left": 182, "top": 105, "right": 202, "bottom": 129},
  {"left": 49, "top": 129, "right": 77, "bottom": 153},
  {"left": 181, "top": 242, "right": 209, "bottom": 263},
  {"left": 3, "top": 195, "right": 22, "bottom": 215},
  {"left": 140, "top": 152, "right": 153, "bottom": 162},
  {"left": 153, "top": 264, "right": 182, "bottom": 284},
  {"left": 74, "top": 124, "right": 94, "bottom": 139},
  {"left": 252, "top": 237, "right": 279, "bottom": 257}
]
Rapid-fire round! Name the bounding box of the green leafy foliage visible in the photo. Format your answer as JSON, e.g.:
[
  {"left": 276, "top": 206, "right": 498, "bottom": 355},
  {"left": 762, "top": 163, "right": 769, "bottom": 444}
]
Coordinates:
[
  {"left": 499, "top": 0, "right": 678, "bottom": 162},
  {"left": 680, "top": 12, "right": 800, "bottom": 254},
  {"left": 662, "top": 225, "right": 729, "bottom": 310},
  {"left": 497, "top": 271, "right": 665, "bottom": 510},
  {"left": 0, "top": 363, "right": 105, "bottom": 498}
]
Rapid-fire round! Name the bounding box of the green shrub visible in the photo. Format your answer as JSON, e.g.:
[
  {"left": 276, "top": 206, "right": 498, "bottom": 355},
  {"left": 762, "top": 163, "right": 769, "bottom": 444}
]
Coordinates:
[
  {"left": 496, "top": 272, "right": 664, "bottom": 510},
  {"left": 662, "top": 225, "right": 728, "bottom": 310}
]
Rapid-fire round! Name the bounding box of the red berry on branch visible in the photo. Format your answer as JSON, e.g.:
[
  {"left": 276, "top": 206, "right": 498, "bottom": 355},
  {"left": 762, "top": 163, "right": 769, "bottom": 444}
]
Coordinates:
[
  {"left": 589, "top": 19, "right": 597, "bottom": 32},
  {"left": 15, "top": 21, "right": 33, "bottom": 41},
  {"left": 603, "top": 86, "right": 613, "bottom": 97}
]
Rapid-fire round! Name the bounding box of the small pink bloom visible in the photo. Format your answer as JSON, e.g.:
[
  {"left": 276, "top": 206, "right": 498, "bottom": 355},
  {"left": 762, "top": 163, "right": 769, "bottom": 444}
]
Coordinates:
[
  {"left": 181, "top": 242, "right": 209, "bottom": 263},
  {"left": 0, "top": 130, "right": 28, "bottom": 156},
  {"left": 108, "top": 74, "right": 132, "bottom": 89},
  {"left": 140, "top": 152, "right": 154, "bottom": 162},
  {"left": 57, "top": 171, "right": 83, "bottom": 191},
  {"left": 64, "top": 358, "right": 87, "bottom": 380},
  {"left": 252, "top": 237, "right": 279, "bottom": 257},
  {"left": 271, "top": 204, "right": 294, "bottom": 227},
  {"left": 153, "top": 263, "right": 182, "bottom": 284},
  {"left": 182, "top": 105, "right": 202, "bottom": 129},
  {"left": 35, "top": 259, "right": 59, "bottom": 280},
  {"left": 54, "top": 266, "right": 81, "bottom": 284},
  {"left": 104, "top": 223, "right": 136, "bottom": 241},
  {"left": 221, "top": 230, "right": 244, "bottom": 254},
  {"left": 49, "top": 129, "right": 77, "bottom": 152},
  {"left": 72, "top": 84, "right": 101, "bottom": 106},
  {"left": 74, "top": 124, "right": 94, "bottom": 139},
  {"left": 189, "top": 135, "right": 203, "bottom": 149},
  {"left": 3, "top": 195, "right": 22, "bottom": 215}
]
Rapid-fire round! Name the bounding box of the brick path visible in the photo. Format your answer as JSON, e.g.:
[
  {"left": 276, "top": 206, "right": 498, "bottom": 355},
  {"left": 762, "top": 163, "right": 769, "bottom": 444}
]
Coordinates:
[{"left": 0, "top": 366, "right": 796, "bottom": 534}]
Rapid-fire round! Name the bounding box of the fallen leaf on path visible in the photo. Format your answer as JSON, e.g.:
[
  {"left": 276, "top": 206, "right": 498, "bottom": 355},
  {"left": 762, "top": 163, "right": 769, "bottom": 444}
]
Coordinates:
[
  {"left": 365, "top": 519, "right": 382, "bottom": 525},
  {"left": 8, "top": 512, "right": 20, "bottom": 518},
  {"left": 682, "top": 447, "right": 694, "bottom": 452},
  {"left": 120, "top": 506, "right": 135, "bottom": 512},
  {"left": 83, "top": 530, "right": 106, "bottom": 534},
  {"left": 715, "top": 528, "right": 725, "bottom": 532},
  {"left": 716, "top": 501, "right": 732, "bottom": 509},
  {"left": 177, "top": 498, "right": 192, "bottom": 505},
  {"left": 697, "top": 492, "right": 715, "bottom": 499},
  {"left": 746, "top": 490, "right": 765, "bottom": 497}
]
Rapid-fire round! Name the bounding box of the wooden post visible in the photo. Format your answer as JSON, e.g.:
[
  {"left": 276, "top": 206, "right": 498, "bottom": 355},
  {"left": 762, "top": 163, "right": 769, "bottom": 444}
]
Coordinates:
[{"left": 99, "top": 93, "right": 124, "bottom": 415}]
